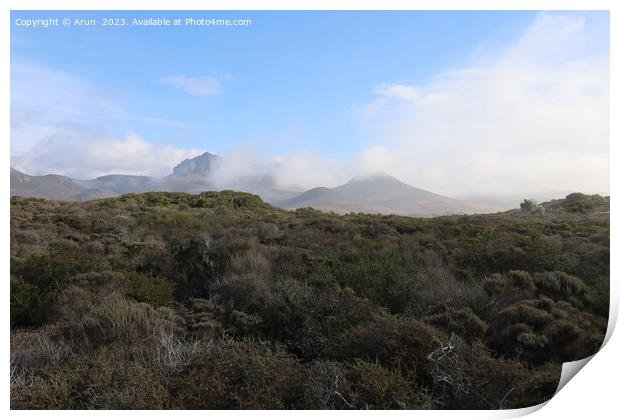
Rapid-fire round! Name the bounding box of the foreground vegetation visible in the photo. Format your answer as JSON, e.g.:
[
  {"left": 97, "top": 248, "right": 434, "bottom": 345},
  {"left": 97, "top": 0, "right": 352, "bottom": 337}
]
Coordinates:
[{"left": 10, "top": 191, "right": 609, "bottom": 409}]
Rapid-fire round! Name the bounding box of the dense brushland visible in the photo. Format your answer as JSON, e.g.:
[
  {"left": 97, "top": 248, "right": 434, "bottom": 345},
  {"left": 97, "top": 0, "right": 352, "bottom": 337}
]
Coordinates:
[{"left": 10, "top": 191, "right": 609, "bottom": 409}]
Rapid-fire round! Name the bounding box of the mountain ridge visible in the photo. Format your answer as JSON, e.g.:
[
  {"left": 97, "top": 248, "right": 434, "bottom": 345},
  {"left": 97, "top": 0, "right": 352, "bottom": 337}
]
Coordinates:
[
  {"left": 279, "top": 173, "right": 498, "bottom": 216},
  {"left": 11, "top": 154, "right": 497, "bottom": 216}
]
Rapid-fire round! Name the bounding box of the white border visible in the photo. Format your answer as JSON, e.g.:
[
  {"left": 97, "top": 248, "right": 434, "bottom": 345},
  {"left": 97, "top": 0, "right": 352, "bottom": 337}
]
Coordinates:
[{"left": 2, "top": 1, "right": 617, "bottom": 419}]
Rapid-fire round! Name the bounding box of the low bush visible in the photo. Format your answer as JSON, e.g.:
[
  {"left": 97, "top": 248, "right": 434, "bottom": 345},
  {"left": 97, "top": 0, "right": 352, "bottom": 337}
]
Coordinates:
[
  {"left": 424, "top": 307, "right": 487, "bottom": 341},
  {"left": 327, "top": 313, "right": 439, "bottom": 384},
  {"left": 487, "top": 298, "right": 606, "bottom": 364},
  {"left": 172, "top": 338, "right": 310, "bottom": 409},
  {"left": 126, "top": 272, "right": 173, "bottom": 308},
  {"left": 308, "top": 360, "right": 431, "bottom": 409},
  {"left": 11, "top": 348, "right": 171, "bottom": 409},
  {"left": 62, "top": 293, "right": 182, "bottom": 348}
]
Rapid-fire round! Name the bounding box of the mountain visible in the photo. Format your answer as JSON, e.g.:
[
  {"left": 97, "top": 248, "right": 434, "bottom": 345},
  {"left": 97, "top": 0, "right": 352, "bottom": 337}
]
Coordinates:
[
  {"left": 72, "top": 153, "right": 220, "bottom": 196},
  {"left": 336, "top": 173, "right": 497, "bottom": 215},
  {"left": 10, "top": 168, "right": 116, "bottom": 201},
  {"left": 278, "top": 187, "right": 395, "bottom": 214},
  {"left": 172, "top": 152, "right": 219, "bottom": 178},
  {"left": 10, "top": 156, "right": 220, "bottom": 200},
  {"left": 280, "top": 174, "right": 498, "bottom": 216},
  {"left": 76, "top": 174, "right": 157, "bottom": 195},
  {"left": 10, "top": 159, "right": 496, "bottom": 216}
]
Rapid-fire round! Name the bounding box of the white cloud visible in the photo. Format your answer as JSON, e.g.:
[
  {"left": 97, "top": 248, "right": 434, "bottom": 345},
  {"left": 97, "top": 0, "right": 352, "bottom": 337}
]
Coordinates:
[
  {"left": 10, "top": 62, "right": 206, "bottom": 178},
  {"left": 356, "top": 12, "right": 609, "bottom": 199},
  {"left": 10, "top": 62, "right": 124, "bottom": 155},
  {"left": 11, "top": 134, "right": 204, "bottom": 179},
  {"left": 207, "top": 143, "right": 352, "bottom": 192},
  {"left": 374, "top": 83, "right": 422, "bottom": 102},
  {"left": 160, "top": 75, "right": 229, "bottom": 97}
]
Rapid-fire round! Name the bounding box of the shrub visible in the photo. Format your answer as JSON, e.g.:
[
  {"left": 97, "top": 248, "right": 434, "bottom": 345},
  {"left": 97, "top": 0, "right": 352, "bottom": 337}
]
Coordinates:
[
  {"left": 328, "top": 313, "right": 439, "bottom": 384},
  {"left": 209, "top": 273, "right": 304, "bottom": 340},
  {"left": 308, "top": 360, "right": 431, "bottom": 409},
  {"left": 487, "top": 298, "right": 606, "bottom": 364},
  {"left": 520, "top": 199, "right": 536, "bottom": 212},
  {"left": 171, "top": 235, "right": 216, "bottom": 301},
  {"left": 172, "top": 338, "right": 310, "bottom": 409},
  {"left": 229, "top": 246, "right": 272, "bottom": 275},
  {"left": 125, "top": 238, "right": 173, "bottom": 277},
  {"left": 11, "top": 348, "right": 171, "bottom": 409},
  {"left": 63, "top": 294, "right": 182, "bottom": 347},
  {"left": 406, "top": 269, "right": 487, "bottom": 318},
  {"left": 10, "top": 276, "right": 42, "bottom": 327},
  {"left": 126, "top": 272, "right": 173, "bottom": 308},
  {"left": 426, "top": 335, "right": 560, "bottom": 409},
  {"left": 151, "top": 332, "right": 202, "bottom": 376},
  {"left": 425, "top": 307, "right": 487, "bottom": 341},
  {"left": 333, "top": 246, "right": 419, "bottom": 313},
  {"left": 532, "top": 271, "right": 591, "bottom": 307},
  {"left": 284, "top": 284, "right": 377, "bottom": 359},
  {"left": 14, "top": 245, "right": 107, "bottom": 292},
  {"left": 344, "top": 360, "right": 430, "bottom": 409},
  {"left": 10, "top": 246, "right": 107, "bottom": 327},
  {"left": 11, "top": 326, "right": 72, "bottom": 389}
]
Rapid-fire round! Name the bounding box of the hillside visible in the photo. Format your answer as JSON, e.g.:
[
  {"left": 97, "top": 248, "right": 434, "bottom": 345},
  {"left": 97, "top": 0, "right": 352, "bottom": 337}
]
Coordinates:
[
  {"left": 334, "top": 174, "right": 497, "bottom": 215},
  {"left": 10, "top": 168, "right": 116, "bottom": 201},
  {"left": 11, "top": 155, "right": 497, "bottom": 217},
  {"left": 10, "top": 152, "right": 219, "bottom": 200},
  {"left": 278, "top": 186, "right": 394, "bottom": 214},
  {"left": 280, "top": 174, "right": 498, "bottom": 216},
  {"left": 10, "top": 191, "right": 609, "bottom": 409}
]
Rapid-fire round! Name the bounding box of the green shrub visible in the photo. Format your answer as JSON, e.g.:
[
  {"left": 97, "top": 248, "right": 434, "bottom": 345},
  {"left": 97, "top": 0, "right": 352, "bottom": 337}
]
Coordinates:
[
  {"left": 172, "top": 338, "right": 310, "bottom": 409},
  {"left": 487, "top": 298, "right": 606, "bottom": 364},
  {"left": 10, "top": 276, "right": 43, "bottom": 327},
  {"left": 126, "top": 273, "right": 173, "bottom": 307},
  {"left": 425, "top": 307, "right": 487, "bottom": 341},
  {"left": 328, "top": 314, "right": 439, "bottom": 383},
  {"left": 209, "top": 273, "right": 304, "bottom": 340},
  {"left": 11, "top": 246, "right": 107, "bottom": 327},
  {"left": 532, "top": 271, "right": 591, "bottom": 307},
  {"left": 333, "top": 246, "right": 419, "bottom": 312},
  {"left": 171, "top": 236, "right": 216, "bottom": 301},
  {"left": 16, "top": 245, "right": 105, "bottom": 286}
]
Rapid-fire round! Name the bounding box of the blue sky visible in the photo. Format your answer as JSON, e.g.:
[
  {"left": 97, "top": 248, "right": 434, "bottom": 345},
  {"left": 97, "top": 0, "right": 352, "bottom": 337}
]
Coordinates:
[
  {"left": 10, "top": 10, "right": 609, "bottom": 201},
  {"left": 11, "top": 11, "right": 538, "bottom": 156}
]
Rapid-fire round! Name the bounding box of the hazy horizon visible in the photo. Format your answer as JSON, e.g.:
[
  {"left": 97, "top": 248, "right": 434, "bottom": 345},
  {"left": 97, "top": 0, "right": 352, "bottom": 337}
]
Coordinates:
[{"left": 10, "top": 10, "right": 610, "bottom": 205}]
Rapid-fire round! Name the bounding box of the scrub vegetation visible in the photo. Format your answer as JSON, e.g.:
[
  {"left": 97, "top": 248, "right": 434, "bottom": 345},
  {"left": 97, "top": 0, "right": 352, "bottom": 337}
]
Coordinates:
[{"left": 10, "top": 191, "right": 609, "bottom": 409}]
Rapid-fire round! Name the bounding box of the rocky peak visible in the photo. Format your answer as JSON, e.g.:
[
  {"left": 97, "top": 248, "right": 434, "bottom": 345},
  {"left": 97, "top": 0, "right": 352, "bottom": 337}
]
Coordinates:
[{"left": 172, "top": 152, "right": 220, "bottom": 177}]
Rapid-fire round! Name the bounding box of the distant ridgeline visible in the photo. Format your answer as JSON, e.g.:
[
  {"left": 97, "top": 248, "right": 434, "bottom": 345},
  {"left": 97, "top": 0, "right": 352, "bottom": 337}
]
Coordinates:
[
  {"left": 11, "top": 152, "right": 501, "bottom": 217},
  {"left": 12, "top": 157, "right": 608, "bottom": 217}
]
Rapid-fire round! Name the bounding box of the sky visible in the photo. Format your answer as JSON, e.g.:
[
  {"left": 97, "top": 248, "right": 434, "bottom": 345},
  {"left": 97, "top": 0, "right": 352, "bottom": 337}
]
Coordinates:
[{"left": 10, "top": 10, "right": 609, "bottom": 204}]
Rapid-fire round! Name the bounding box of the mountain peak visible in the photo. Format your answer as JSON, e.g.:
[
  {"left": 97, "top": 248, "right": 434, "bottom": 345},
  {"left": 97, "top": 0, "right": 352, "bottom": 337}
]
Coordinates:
[
  {"left": 172, "top": 152, "right": 220, "bottom": 177},
  {"left": 344, "top": 173, "right": 412, "bottom": 190},
  {"left": 348, "top": 172, "right": 400, "bottom": 183}
]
